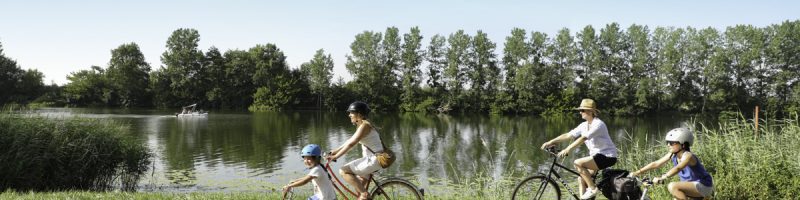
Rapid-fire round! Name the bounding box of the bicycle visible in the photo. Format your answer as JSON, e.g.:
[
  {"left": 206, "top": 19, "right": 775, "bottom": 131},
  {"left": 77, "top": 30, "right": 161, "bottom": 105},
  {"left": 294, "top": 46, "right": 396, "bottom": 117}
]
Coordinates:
[
  {"left": 511, "top": 147, "right": 599, "bottom": 200},
  {"left": 324, "top": 153, "right": 425, "bottom": 200}
]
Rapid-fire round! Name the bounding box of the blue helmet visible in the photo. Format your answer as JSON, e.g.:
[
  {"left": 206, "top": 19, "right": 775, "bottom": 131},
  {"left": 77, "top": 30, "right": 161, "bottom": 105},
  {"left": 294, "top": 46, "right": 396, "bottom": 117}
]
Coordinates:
[{"left": 300, "top": 144, "right": 322, "bottom": 157}]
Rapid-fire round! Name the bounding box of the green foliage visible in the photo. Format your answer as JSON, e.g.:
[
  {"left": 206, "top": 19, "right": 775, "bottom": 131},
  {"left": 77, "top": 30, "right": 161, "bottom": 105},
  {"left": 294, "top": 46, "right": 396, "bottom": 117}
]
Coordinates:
[
  {"left": 106, "top": 43, "right": 152, "bottom": 107},
  {"left": 0, "top": 42, "right": 45, "bottom": 105},
  {"left": 400, "top": 27, "right": 425, "bottom": 112},
  {"left": 301, "top": 49, "right": 335, "bottom": 109},
  {"left": 0, "top": 114, "right": 151, "bottom": 191},
  {"left": 64, "top": 66, "right": 110, "bottom": 106}
]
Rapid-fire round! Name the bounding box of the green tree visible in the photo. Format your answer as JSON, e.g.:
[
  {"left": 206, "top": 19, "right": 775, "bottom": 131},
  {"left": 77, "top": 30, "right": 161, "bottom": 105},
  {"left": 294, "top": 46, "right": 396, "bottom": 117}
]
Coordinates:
[
  {"left": 444, "top": 30, "right": 471, "bottom": 111},
  {"left": 543, "top": 28, "right": 580, "bottom": 115},
  {"left": 301, "top": 49, "right": 334, "bottom": 109},
  {"left": 626, "top": 24, "right": 656, "bottom": 114},
  {"left": 576, "top": 25, "right": 602, "bottom": 102},
  {"left": 249, "top": 44, "right": 301, "bottom": 111},
  {"left": 425, "top": 34, "right": 448, "bottom": 111},
  {"left": 157, "top": 28, "right": 205, "bottom": 108},
  {"left": 202, "top": 47, "right": 226, "bottom": 108},
  {"left": 223, "top": 49, "right": 257, "bottom": 108},
  {"left": 467, "top": 30, "right": 499, "bottom": 112},
  {"left": 498, "top": 28, "right": 529, "bottom": 113},
  {"left": 106, "top": 43, "right": 151, "bottom": 107},
  {"left": 346, "top": 30, "right": 398, "bottom": 110},
  {"left": 598, "top": 23, "right": 626, "bottom": 113},
  {"left": 64, "top": 66, "right": 109, "bottom": 106},
  {"left": 399, "top": 27, "right": 424, "bottom": 111}
]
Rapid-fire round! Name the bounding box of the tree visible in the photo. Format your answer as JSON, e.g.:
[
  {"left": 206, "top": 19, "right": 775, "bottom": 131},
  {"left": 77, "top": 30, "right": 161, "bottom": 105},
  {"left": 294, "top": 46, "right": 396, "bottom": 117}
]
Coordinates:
[
  {"left": 499, "top": 28, "right": 529, "bottom": 113},
  {"left": 301, "top": 49, "right": 334, "bottom": 109},
  {"left": 157, "top": 28, "right": 205, "bottom": 107},
  {"left": 598, "top": 23, "right": 627, "bottom": 113},
  {"left": 106, "top": 43, "right": 151, "bottom": 107},
  {"left": 203, "top": 47, "right": 226, "bottom": 108},
  {"left": 64, "top": 66, "right": 109, "bottom": 106},
  {"left": 425, "top": 34, "right": 447, "bottom": 110},
  {"left": 544, "top": 28, "right": 580, "bottom": 115},
  {"left": 444, "top": 30, "right": 471, "bottom": 111},
  {"left": 0, "top": 42, "right": 45, "bottom": 105},
  {"left": 466, "top": 30, "right": 499, "bottom": 112},
  {"left": 249, "top": 44, "right": 299, "bottom": 111},
  {"left": 399, "top": 27, "right": 424, "bottom": 111},
  {"left": 576, "top": 25, "right": 602, "bottom": 103},
  {"left": 346, "top": 30, "right": 397, "bottom": 110},
  {"left": 626, "top": 24, "right": 655, "bottom": 114}
]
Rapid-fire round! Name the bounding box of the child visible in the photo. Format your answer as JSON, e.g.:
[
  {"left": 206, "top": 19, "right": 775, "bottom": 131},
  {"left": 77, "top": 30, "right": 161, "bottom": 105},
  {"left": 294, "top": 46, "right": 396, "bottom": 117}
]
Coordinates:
[
  {"left": 283, "top": 144, "right": 337, "bottom": 200},
  {"left": 629, "top": 128, "right": 714, "bottom": 199}
]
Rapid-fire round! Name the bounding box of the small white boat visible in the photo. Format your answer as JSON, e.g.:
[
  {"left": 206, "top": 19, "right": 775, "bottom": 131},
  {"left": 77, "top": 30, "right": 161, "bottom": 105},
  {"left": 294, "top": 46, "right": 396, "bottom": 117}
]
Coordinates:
[{"left": 175, "top": 104, "right": 208, "bottom": 117}]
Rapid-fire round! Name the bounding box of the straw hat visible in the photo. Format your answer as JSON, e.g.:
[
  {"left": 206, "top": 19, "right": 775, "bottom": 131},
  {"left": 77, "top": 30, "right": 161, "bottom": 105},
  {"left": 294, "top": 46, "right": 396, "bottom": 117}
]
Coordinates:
[{"left": 574, "top": 99, "right": 600, "bottom": 113}]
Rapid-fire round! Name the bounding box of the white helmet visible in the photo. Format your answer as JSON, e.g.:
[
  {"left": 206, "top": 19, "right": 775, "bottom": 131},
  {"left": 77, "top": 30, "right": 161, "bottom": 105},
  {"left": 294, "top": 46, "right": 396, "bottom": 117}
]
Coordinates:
[{"left": 665, "top": 128, "right": 693, "bottom": 145}]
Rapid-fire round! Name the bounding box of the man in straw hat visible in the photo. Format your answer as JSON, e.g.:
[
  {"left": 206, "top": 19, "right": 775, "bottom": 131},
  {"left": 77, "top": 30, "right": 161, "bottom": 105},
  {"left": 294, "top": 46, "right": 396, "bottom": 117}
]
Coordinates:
[{"left": 541, "top": 99, "right": 619, "bottom": 199}]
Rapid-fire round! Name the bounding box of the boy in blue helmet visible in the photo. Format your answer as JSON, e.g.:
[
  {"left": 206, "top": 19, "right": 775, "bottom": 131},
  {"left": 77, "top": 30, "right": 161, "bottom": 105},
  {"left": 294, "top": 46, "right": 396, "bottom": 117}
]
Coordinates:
[{"left": 283, "top": 144, "right": 337, "bottom": 200}]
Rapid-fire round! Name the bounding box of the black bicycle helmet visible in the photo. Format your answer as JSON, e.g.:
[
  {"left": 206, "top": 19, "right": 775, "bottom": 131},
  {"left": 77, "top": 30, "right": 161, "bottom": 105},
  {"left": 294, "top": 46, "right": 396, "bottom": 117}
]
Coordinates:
[{"left": 346, "top": 101, "right": 370, "bottom": 116}]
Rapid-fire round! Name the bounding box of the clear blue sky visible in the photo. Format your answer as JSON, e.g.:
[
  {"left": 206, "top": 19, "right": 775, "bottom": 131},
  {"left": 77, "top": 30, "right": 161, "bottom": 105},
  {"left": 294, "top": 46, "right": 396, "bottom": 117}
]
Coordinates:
[{"left": 1, "top": 0, "right": 798, "bottom": 85}]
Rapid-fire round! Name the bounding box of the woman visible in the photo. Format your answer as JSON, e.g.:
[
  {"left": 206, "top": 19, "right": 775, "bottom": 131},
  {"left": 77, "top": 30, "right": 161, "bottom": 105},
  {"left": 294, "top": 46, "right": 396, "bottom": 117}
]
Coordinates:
[
  {"left": 540, "top": 99, "right": 618, "bottom": 200},
  {"left": 629, "top": 128, "right": 713, "bottom": 199},
  {"left": 326, "top": 101, "right": 384, "bottom": 200}
]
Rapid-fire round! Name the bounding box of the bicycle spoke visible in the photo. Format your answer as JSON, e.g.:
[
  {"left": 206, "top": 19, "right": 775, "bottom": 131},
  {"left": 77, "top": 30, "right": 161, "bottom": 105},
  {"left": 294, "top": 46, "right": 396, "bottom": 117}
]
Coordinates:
[
  {"left": 371, "top": 178, "right": 422, "bottom": 200},
  {"left": 512, "top": 175, "right": 561, "bottom": 200}
]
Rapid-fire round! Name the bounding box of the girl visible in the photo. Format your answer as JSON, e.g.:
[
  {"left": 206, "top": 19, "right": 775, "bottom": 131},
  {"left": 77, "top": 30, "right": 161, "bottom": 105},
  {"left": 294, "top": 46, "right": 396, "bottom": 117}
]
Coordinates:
[
  {"left": 541, "top": 99, "right": 618, "bottom": 199},
  {"left": 325, "top": 101, "right": 384, "bottom": 200},
  {"left": 283, "top": 144, "right": 337, "bottom": 200},
  {"left": 629, "top": 128, "right": 714, "bottom": 199}
]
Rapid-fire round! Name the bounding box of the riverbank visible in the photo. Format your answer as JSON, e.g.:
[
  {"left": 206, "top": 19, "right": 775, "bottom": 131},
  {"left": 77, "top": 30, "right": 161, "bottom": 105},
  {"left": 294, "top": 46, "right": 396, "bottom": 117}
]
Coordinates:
[{"left": 1, "top": 113, "right": 797, "bottom": 199}]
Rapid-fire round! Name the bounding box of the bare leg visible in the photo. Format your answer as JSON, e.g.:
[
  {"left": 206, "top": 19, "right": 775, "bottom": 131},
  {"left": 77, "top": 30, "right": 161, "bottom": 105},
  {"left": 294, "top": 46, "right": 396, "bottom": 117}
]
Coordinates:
[
  {"left": 340, "top": 167, "right": 370, "bottom": 199},
  {"left": 574, "top": 156, "right": 600, "bottom": 191},
  {"left": 668, "top": 182, "right": 704, "bottom": 200}
]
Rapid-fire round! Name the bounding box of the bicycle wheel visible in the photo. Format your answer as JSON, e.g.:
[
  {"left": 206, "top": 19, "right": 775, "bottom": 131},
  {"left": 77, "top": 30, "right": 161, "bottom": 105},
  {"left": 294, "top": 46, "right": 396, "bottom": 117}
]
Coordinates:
[
  {"left": 511, "top": 175, "right": 561, "bottom": 200},
  {"left": 370, "top": 177, "right": 423, "bottom": 200}
]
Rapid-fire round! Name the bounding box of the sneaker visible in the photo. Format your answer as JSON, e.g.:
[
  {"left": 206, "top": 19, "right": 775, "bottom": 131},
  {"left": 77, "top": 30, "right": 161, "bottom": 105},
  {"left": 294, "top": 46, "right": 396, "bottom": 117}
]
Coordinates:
[{"left": 580, "top": 187, "right": 598, "bottom": 199}]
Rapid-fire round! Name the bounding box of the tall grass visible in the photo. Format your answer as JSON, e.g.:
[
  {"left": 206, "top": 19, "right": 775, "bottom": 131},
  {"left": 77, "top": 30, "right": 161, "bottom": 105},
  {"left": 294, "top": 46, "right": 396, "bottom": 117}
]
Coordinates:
[
  {"left": 0, "top": 114, "right": 151, "bottom": 191},
  {"left": 616, "top": 114, "right": 800, "bottom": 199}
]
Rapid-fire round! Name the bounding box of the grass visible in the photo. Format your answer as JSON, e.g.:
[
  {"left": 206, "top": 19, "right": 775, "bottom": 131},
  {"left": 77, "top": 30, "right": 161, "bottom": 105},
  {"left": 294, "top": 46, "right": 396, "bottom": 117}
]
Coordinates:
[{"left": 0, "top": 113, "right": 151, "bottom": 192}]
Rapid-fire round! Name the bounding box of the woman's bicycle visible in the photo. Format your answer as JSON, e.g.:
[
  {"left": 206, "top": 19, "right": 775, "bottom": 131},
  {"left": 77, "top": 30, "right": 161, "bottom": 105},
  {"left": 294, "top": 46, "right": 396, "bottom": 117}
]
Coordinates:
[
  {"left": 324, "top": 153, "right": 424, "bottom": 200},
  {"left": 511, "top": 147, "right": 599, "bottom": 200}
]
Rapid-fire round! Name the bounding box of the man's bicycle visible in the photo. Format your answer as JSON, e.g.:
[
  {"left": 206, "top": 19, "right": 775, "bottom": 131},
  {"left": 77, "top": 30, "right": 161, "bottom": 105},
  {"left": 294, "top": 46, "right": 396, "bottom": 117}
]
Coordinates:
[
  {"left": 511, "top": 147, "right": 598, "bottom": 200},
  {"left": 324, "top": 153, "right": 424, "bottom": 200}
]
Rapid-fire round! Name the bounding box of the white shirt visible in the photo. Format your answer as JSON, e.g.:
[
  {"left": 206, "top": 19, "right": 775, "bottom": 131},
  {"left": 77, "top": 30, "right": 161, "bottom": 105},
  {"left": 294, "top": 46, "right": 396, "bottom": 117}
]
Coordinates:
[
  {"left": 568, "top": 118, "right": 618, "bottom": 158},
  {"left": 308, "top": 165, "right": 336, "bottom": 200},
  {"left": 359, "top": 126, "right": 383, "bottom": 156}
]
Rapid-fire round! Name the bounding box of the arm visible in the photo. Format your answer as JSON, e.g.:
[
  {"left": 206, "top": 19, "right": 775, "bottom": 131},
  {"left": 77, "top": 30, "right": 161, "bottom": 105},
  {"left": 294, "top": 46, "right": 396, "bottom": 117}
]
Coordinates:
[
  {"left": 283, "top": 175, "right": 314, "bottom": 191},
  {"left": 540, "top": 133, "right": 574, "bottom": 149},
  {"left": 329, "top": 123, "right": 372, "bottom": 161},
  {"left": 557, "top": 136, "right": 586, "bottom": 158},
  {"left": 631, "top": 152, "right": 671, "bottom": 176},
  {"left": 658, "top": 152, "right": 693, "bottom": 181}
]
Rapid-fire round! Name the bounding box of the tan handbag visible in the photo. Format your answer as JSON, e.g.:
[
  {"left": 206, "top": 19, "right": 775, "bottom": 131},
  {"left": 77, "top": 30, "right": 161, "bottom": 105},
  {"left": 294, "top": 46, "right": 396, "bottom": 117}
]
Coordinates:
[{"left": 366, "top": 140, "right": 395, "bottom": 168}]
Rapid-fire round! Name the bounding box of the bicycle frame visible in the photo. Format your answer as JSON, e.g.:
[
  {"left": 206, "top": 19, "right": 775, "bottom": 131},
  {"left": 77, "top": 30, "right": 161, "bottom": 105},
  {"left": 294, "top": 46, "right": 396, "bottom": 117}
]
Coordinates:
[
  {"left": 539, "top": 148, "right": 596, "bottom": 199},
  {"left": 325, "top": 162, "right": 388, "bottom": 200}
]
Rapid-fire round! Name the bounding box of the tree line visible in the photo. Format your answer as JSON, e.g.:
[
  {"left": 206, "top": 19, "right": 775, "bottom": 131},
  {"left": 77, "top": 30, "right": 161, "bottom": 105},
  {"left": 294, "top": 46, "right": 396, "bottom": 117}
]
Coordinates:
[{"left": 2, "top": 20, "right": 799, "bottom": 116}]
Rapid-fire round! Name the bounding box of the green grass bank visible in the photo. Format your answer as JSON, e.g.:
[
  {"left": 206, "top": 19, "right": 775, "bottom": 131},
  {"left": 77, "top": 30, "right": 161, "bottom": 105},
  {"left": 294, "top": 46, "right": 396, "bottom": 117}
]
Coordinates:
[{"left": 0, "top": 114, "right": 151, "bottom": 191}]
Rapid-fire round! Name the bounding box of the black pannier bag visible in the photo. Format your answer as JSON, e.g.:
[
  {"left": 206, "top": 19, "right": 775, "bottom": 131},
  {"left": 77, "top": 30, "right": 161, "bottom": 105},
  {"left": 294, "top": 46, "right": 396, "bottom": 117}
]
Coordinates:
[{"left": 597, "top": 169, "right": 643, "bottom": 200}]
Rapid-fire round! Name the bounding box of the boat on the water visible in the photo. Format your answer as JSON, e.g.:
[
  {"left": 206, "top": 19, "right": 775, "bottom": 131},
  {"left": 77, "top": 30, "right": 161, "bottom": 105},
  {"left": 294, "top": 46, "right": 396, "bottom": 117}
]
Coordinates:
[{"left": 176, "top": 104, "right": 208, "bottom": 117}]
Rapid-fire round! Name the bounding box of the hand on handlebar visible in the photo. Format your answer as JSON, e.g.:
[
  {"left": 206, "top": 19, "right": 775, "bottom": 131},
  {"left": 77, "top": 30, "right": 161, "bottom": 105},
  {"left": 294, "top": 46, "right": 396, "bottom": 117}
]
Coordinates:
[
  {"left": 556, "top": 149, "right": 569, "bottom": 158},
  {"left": 324, "top": 152, "right": 337, "bottom": 162},
  {"left": 540, "top": 142, "right": 554, "bottom": 150}
]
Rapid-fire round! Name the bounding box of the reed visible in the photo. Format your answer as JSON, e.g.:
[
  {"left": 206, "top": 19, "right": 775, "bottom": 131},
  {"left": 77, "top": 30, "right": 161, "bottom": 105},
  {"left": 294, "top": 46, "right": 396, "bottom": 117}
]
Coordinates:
[
  {"left": 0, "top": 114, "right": 151, "bottom": 192},
  {"left": 616, "top": 114, "right": 800, "bottom": 199}
]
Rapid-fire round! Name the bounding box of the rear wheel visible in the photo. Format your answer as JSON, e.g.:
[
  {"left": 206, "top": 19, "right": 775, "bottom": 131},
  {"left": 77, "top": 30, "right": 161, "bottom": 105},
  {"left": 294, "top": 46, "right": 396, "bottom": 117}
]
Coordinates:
[
  {"left": 370, "top": 178, "right": 423, "bottom": 200},
  {"left": 512, "top": 175, "right": 561, "bottom": 200}
]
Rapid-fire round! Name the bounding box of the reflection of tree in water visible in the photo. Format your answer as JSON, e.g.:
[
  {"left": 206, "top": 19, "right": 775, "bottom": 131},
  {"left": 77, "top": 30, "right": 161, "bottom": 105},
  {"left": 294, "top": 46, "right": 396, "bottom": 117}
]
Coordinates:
[{"left": 250, "top": 112, "right": 309, "bottom": 174}]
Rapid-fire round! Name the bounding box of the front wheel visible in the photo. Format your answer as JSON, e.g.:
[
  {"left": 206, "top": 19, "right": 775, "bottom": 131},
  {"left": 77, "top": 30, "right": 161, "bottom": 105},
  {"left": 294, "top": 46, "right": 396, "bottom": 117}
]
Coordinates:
[
  {"left": 370, "top": 178, "right": 424, "bottom": 200},
  {"left": 512, "top": 175, "right": 561, "bottom": 200}
]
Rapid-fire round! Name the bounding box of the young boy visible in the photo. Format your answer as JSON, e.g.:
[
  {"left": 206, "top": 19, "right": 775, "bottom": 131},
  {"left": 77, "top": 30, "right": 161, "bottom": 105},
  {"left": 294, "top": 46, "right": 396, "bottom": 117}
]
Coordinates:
[{"left": 283, "top": 144, "right": 337, "bottom": 200}]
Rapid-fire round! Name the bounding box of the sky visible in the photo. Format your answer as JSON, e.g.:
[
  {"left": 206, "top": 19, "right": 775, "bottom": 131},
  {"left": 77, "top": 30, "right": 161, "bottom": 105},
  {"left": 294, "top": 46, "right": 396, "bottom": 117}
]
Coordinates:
[{"left": 1, "top": 0, "right": 798, "bottom": 85}]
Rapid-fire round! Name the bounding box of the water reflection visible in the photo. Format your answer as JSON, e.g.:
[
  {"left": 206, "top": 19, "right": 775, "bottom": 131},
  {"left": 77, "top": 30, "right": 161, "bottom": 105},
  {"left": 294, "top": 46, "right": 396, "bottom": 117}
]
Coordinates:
[{"left": 33, "top": 108, "right": 692, "bottom": 192}]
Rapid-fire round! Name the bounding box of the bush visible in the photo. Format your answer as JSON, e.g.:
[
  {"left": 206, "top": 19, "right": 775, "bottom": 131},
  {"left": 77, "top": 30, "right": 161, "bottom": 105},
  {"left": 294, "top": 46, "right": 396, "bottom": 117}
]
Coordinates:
[{"left": 0, "top": 114, "right": 151, "bottom": 191}]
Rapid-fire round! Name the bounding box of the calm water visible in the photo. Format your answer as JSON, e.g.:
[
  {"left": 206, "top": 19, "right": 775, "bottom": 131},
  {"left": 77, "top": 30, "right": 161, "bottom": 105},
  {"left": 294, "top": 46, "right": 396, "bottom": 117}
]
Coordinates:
[{"left": 34, "top": 108, "right": 695, "bottom": 193}]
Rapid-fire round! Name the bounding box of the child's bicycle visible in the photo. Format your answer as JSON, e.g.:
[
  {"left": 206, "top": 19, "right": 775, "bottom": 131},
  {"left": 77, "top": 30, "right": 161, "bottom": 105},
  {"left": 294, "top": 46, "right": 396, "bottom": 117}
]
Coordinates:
[
  {"left": 324, "top": 153, "right": 424, "bottom": 200},
  {"left": 511, "top": 146, "right": 599, "bottom": 200}
]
